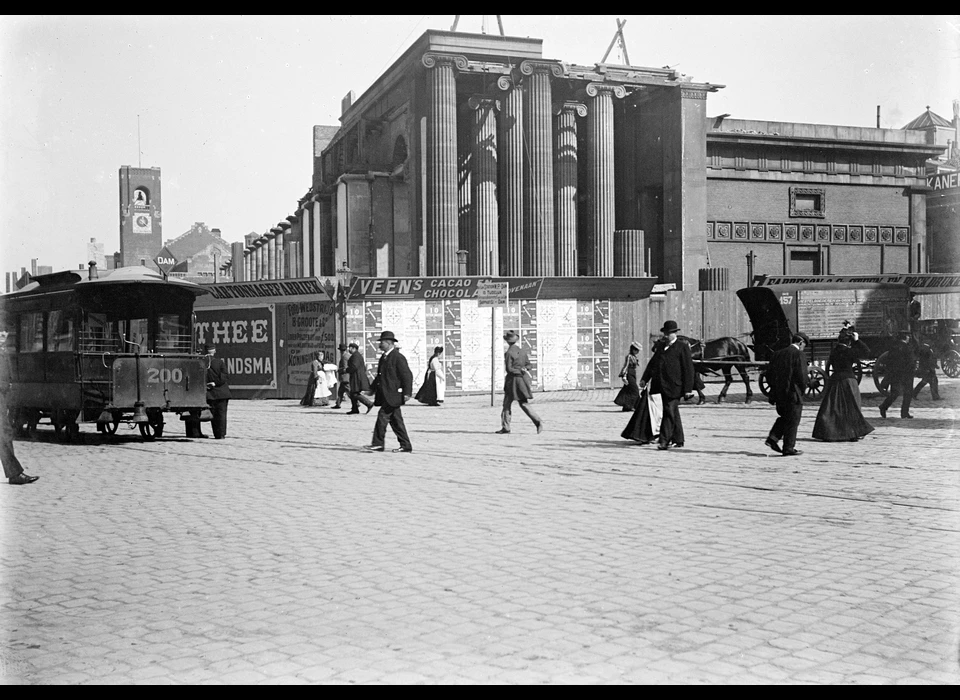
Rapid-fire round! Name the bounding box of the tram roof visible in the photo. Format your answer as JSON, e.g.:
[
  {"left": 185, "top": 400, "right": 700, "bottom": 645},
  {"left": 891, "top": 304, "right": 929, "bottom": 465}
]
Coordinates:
[{"left": 3, "top": 266, "right": 210, "bottom": 299}]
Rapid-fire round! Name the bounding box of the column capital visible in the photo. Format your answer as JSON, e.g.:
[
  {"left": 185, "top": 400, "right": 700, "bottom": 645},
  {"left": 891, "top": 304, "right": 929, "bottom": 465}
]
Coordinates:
[
  {"left": 467, "top": 94, "right": 500, "bottom": 111},
  {"left": 585, "top": 82, "right": 627, "bottom": 99},
  {"left": 421, "top": 52, "right": 469, "bottom": 71},
  {"left": 519, "top": 60, "right": 564, "bottom": 78},
  {"left": 554, "top": 100, "right": 587, "bottom": 118},
  {"left": 496, "top": 74, "right": 517, "bottom": 91}
]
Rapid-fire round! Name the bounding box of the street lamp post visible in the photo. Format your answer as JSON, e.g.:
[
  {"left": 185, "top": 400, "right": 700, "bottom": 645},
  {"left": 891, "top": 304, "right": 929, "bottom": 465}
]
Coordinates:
[{"left": 336, "top": 262, "right": 353, "bottom": 349}]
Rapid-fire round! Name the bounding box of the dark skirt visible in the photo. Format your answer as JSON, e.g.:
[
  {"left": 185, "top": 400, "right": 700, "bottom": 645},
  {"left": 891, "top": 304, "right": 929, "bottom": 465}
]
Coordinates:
[
  {"left": 812, "top": 377, "right": 874, "bottom": 441},
  {"left": 300, "top": 374, "right": 318, "bottom": 406},
  {"left": 614, "top": 375, "right": 640, "bottom": 410},
  {"left": 415, "top": 371, "right": 439, "bottom": 405},
  {"left": 621, "top": 389, "right": 660, "bottom": 444}
]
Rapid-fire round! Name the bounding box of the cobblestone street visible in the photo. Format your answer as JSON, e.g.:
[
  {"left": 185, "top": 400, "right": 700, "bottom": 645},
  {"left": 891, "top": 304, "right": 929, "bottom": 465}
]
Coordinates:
[{"left": 2, "top": 378, "right": 959, "bottom": 684}]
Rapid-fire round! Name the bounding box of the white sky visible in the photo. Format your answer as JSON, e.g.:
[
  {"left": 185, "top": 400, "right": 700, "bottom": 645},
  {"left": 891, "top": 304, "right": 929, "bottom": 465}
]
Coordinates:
[{"left": 1, "top": 14, "right": 958, "bottom": 276}]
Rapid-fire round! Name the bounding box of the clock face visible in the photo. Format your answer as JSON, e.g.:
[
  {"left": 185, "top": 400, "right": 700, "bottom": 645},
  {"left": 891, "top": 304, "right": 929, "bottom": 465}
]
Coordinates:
[{"left": 135, "top": 215, "right": 149, "bottom": 228}]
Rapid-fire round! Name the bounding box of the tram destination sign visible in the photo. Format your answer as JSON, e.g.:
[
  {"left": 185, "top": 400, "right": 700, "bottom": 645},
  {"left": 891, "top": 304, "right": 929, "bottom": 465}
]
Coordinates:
[{"left": 154, "top": 246, "right": 178, "bottom": 275}]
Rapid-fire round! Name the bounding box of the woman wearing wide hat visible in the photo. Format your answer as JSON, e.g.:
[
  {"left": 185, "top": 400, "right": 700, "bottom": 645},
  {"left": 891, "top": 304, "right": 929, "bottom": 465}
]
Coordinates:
[
  {"left": 640, "top": 320, "right": 695, "bottom": 450},
  {"left": 614, "top": 341, "right": 643, "bottom": 412}
]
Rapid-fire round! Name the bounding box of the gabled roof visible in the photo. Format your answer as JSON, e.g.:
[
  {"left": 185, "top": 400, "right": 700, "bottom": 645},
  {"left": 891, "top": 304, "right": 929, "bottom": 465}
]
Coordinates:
[{"left": 902, "top": 107, "right": 953, "bottom": 130}]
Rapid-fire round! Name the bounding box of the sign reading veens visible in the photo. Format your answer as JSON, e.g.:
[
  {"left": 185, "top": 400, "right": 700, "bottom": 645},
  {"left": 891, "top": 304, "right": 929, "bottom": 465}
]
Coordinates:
[{"left": 348, "top": 277, "right": 544, "bottom": 300}]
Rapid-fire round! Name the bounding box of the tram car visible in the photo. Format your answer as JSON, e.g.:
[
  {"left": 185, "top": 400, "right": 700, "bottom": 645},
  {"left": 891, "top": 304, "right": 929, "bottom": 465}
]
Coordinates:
[
  {"left": 0, "top": 265, "right": 210, "bottom": 440},
  {"left": 737, "top": 278, "right": 912, "bottom": 396}
]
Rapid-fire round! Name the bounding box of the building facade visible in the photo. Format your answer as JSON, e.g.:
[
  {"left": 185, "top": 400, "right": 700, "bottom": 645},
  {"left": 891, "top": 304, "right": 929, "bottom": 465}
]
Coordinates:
[{"left": 119, "top": 166, "right": 162, "bottom": 268}]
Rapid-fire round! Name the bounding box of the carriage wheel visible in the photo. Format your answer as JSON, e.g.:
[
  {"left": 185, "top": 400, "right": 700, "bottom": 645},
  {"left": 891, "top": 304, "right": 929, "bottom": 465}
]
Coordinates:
[
  {"left": 138, "top": 414, "right": 164, "bottom": 440},
  {"left": 873, "top": 352, "right": 891, "bottom": 396},
  {"left": 138, "top": 422, "right": 157, "bottom": 440},
  {"left": 941, "top": 349, "right": 960, "bottom": 378},
  {"left": 758, "top": 370, "right": 771, "bottom": 397},
  {"left": 805, "top": 366, "right": 826, "bottom": 399}
]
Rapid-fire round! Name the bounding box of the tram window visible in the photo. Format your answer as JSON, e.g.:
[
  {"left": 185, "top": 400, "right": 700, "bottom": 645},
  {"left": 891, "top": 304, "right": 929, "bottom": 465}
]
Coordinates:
[
  {"left": 123, "top": 318, "right": 150, "bottom": 352},
  {"left": 80, "top": 313, "right": 120, "bottom": 352},
  {"left": 157, "top": 314, "right": 189, "bottom": 352},
  {"left": 18, "top": 312, "right": 44, "bottom": 353},
  {"left": 47, "top": 309, "right": 75, "bottom": 352}
]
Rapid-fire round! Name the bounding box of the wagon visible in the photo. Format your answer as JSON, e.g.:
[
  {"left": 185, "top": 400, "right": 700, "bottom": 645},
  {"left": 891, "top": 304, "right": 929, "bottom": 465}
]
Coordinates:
[
  {"left": 736, "top": 278, "right": 912, "bottom": 400},
  {"left": 870, "top": 317, "right": 960, "bottom": 396}
]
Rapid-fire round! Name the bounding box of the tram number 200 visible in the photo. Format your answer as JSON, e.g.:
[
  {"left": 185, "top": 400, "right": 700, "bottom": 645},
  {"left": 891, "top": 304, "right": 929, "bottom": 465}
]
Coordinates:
[{"left": 146, "top": 367, "right": 184, "bottom": 384}]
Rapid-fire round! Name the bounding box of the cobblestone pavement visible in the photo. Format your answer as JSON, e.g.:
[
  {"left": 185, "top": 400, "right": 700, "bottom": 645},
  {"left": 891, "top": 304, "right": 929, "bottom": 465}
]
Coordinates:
[{"left": 2, "top": 377, "right": 958, "bottom": 684}]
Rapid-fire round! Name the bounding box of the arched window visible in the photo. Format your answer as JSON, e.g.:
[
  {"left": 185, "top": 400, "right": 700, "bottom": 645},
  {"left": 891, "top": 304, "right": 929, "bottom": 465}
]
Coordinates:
[{"left": 133, "top": 187, "right": 150, "bottom": 207}]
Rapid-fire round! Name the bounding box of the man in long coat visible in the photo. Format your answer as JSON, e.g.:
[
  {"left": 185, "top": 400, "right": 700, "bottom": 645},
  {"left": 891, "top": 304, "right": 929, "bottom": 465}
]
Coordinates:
[
  {"left": 346, "top": 342, "right": 374, "bottom": 414},
  {"left": 879, "top": 331, "right": 917, "bottom": 419},
  {"left": 204, "top": 343, "right": 231, "bottom": 439},
  {"left": 764, "top": 332, "right": 809, "bottom": 456},
  {"left": 365, "top": 331, "right": 413, "bottom": 452},
  {"left": 497, "top": 330, "right": 542, "bottom": 434},
  {"left": 640, "top": 320, "right": 695, "bottom": 450}
]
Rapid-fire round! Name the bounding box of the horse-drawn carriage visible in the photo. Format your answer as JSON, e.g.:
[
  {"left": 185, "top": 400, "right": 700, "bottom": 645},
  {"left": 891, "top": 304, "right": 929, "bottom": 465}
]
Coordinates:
[
  {"left": 916, "top": 318, "right": 960, "bottom": 378},
  {"left": 686, "top": 278, "right": 912, "bottom": 402}
]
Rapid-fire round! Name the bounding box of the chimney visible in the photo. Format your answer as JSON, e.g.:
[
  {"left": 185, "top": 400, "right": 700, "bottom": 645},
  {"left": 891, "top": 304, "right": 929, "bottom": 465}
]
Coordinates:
[
  {"left": 876, "top": 105, "right": 880, "bottom": 128},
  {"left": 88, "top": 261, "right": 99, "bottom": 280},
  {"left": 212, "top": 228, "right": 222, "bottom": 238},
  {"left": 341, "top": 90, "right": 355, "bottom": 116}
]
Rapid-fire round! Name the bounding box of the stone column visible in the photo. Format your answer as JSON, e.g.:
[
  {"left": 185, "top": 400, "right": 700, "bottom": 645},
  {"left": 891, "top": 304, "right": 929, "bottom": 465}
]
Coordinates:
[
  {"left": 520, "top": 61, "right": 562, "bottom": 276},
  {"left": 467, "top": 95, "right": 500, "bottom": 276},
  {"left": 276, "top": 225, "right": 286, "bottom": 279},
  {"left": 300, "top": 206, "right": 311, "bottom": 277},
  {"left": 554, "top": 101, "right": 586, "bottom": 276},
  {"left": 422, "top": 53, "right": 467, "bottom": 276},
  {"left": 253, "top": 239, "right": 263, "bottom": 280},
  {"left": 585, "top": 82, "right": 625, "bottom": 277},
  {"left": 311, "top": 198, "right": 323, "bottom": 278},
  {"left": 244, "top": 248, "right": 252, "bottom": 281},
  {"left": 497, "top": 74, "right": 523, "bottom": 276},
  {"left": 266, "top": 230, "right": 277, "bottom": 280}
]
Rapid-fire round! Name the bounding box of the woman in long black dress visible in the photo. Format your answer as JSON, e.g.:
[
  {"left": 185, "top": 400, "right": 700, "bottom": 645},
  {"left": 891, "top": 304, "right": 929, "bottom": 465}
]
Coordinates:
[
  {"left": 300, "top": 350, "right": 323, "bottom": 407},
  {"left": 812, "top": 333, "right": 874, "bottom": 441},
  {"left": 614, "top": 341, "right": 642, "bottom": 411},
  {"left": 414, "top": 346, "right": 445, "bottom": 406}
]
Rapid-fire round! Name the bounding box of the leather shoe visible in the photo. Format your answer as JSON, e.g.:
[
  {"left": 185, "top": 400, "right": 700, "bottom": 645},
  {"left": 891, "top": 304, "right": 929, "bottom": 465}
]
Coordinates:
[
  {"left": 9, "top": 473, "right": 39, "bottom": 485},
  {"left": 346, "top": 410, "right": 360, "bottom": 415},
  {"left": 195, "top": 434, "right": 210, "bottom": 439},
  {"left": 902, "top": 414, "right": 914, "bottom": 419},
  {"left": 495, "top": 429, "right": 510, "bottom": 434},
  {"left": 392, "top": 447, "right": 413, "bottom": 453},
  {"left": 365, "top": 404, "right": 375, "bottom": 414},
  {"left": 764, "top": 437, "right": 782, "bottom": 454},
  {"left": 781, "top": 448, "right": 803, "bottom": 456},
  {"left": 536, "top": 422, "right": 544, "bottom": 434},
  {"left": 934, "top": 396, "right": 944, "bottom": 401},
  {"left": 363, "top": 445, "right": 384, "bottom": 452},
  {"left": 879, "top": 406, "right": 887, "bottom": 418},
  {"left": 331, "top": 405, "right": 341, "bottom": 409},
  {"left": 657, "top": 443, "right": 670, "bottom": 450},
  {"left": 671, "top": 442, "right": 684, "bottom": 448}
]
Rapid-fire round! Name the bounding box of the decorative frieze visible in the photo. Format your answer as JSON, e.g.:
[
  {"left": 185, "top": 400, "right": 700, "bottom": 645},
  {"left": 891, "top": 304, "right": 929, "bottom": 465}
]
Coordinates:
[{"left": 706, "top": 221, "right": 909, "bottom": 245}]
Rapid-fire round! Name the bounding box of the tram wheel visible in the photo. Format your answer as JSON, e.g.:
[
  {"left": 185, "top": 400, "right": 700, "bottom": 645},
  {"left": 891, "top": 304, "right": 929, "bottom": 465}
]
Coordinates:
[
  {"left": 97, "top": 420, "right": 120, "bottom": 435},
  {"left": 805, "top": 366, "right": 826, "bottom": 399},
  {"left": 941, "top": 349, "right": 960, "bottom": 378},
  {"left": 138, "top": 422, "right": 157, "bottom": 440}
]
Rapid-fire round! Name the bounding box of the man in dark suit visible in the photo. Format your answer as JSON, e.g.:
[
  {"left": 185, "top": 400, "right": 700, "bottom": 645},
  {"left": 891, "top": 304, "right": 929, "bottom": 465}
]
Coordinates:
[
  {"left": 879, "top": 331, "right": 917, "bottom": 419},
  {"left": 640, "top": 320, "right": 695, "bottom": 451},
  {"left": 204, "top": 343, "right": 231, "bottom": 439},
  {"left": 764, "top": 332, "right": 809, "bottom": 456},
  {"left": 346, "top": 342, "right": 374, "bottom": 414},
  {"left": 365, "top": 331, "right": 413, "bottom": 453}
]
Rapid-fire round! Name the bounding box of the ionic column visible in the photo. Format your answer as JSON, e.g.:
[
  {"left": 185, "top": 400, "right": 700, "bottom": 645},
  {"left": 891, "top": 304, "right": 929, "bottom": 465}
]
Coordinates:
[
  {"left": 311, "top": 198, "right": 323, "bottom": 278},
  {"left": 422, "top": 53, "right": 467, "bottom": 276},
  {"left": 244, "top": 248, "right": 252, "bottom": 281},
  {"left": 467, "top": 95, "right": 500, "bottom": 275},
  {"left": 520, "top": 61, "right": 562, "bottom": 276},
  {"left": 497, "top": 74, "right": 523, "bottom": 276},
  {"left": 253, "top": 239, "right": 263, "bottom": 280},
  {"left": 554, "top": 101, "right": 586, "bottom": 276},
  {"left": 585, "top": 82, "right": 625, "bottom": 277}
]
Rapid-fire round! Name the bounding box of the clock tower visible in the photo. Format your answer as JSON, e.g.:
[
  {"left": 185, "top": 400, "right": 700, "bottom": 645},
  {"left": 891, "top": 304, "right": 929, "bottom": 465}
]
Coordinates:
[{"left": 119, "top": 165, "right": 162, "bottom": 268}]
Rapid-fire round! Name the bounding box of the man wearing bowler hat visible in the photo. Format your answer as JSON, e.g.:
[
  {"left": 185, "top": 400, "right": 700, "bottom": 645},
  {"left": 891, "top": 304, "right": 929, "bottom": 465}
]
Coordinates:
[
  {"left": 497, "top": 330, "right": 543, "bottom": 435},
  {"left": 640, "top": 320, "right": 695, "bottom": 450},
  {"left": 364, "top": 331, "right": 414, "bottom": 452}
]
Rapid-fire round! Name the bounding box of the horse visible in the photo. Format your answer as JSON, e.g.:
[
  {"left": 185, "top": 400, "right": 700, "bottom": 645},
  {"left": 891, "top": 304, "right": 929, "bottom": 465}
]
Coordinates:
[{"left": 679, "top": 335, "right": 755, "bottom": 404}]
